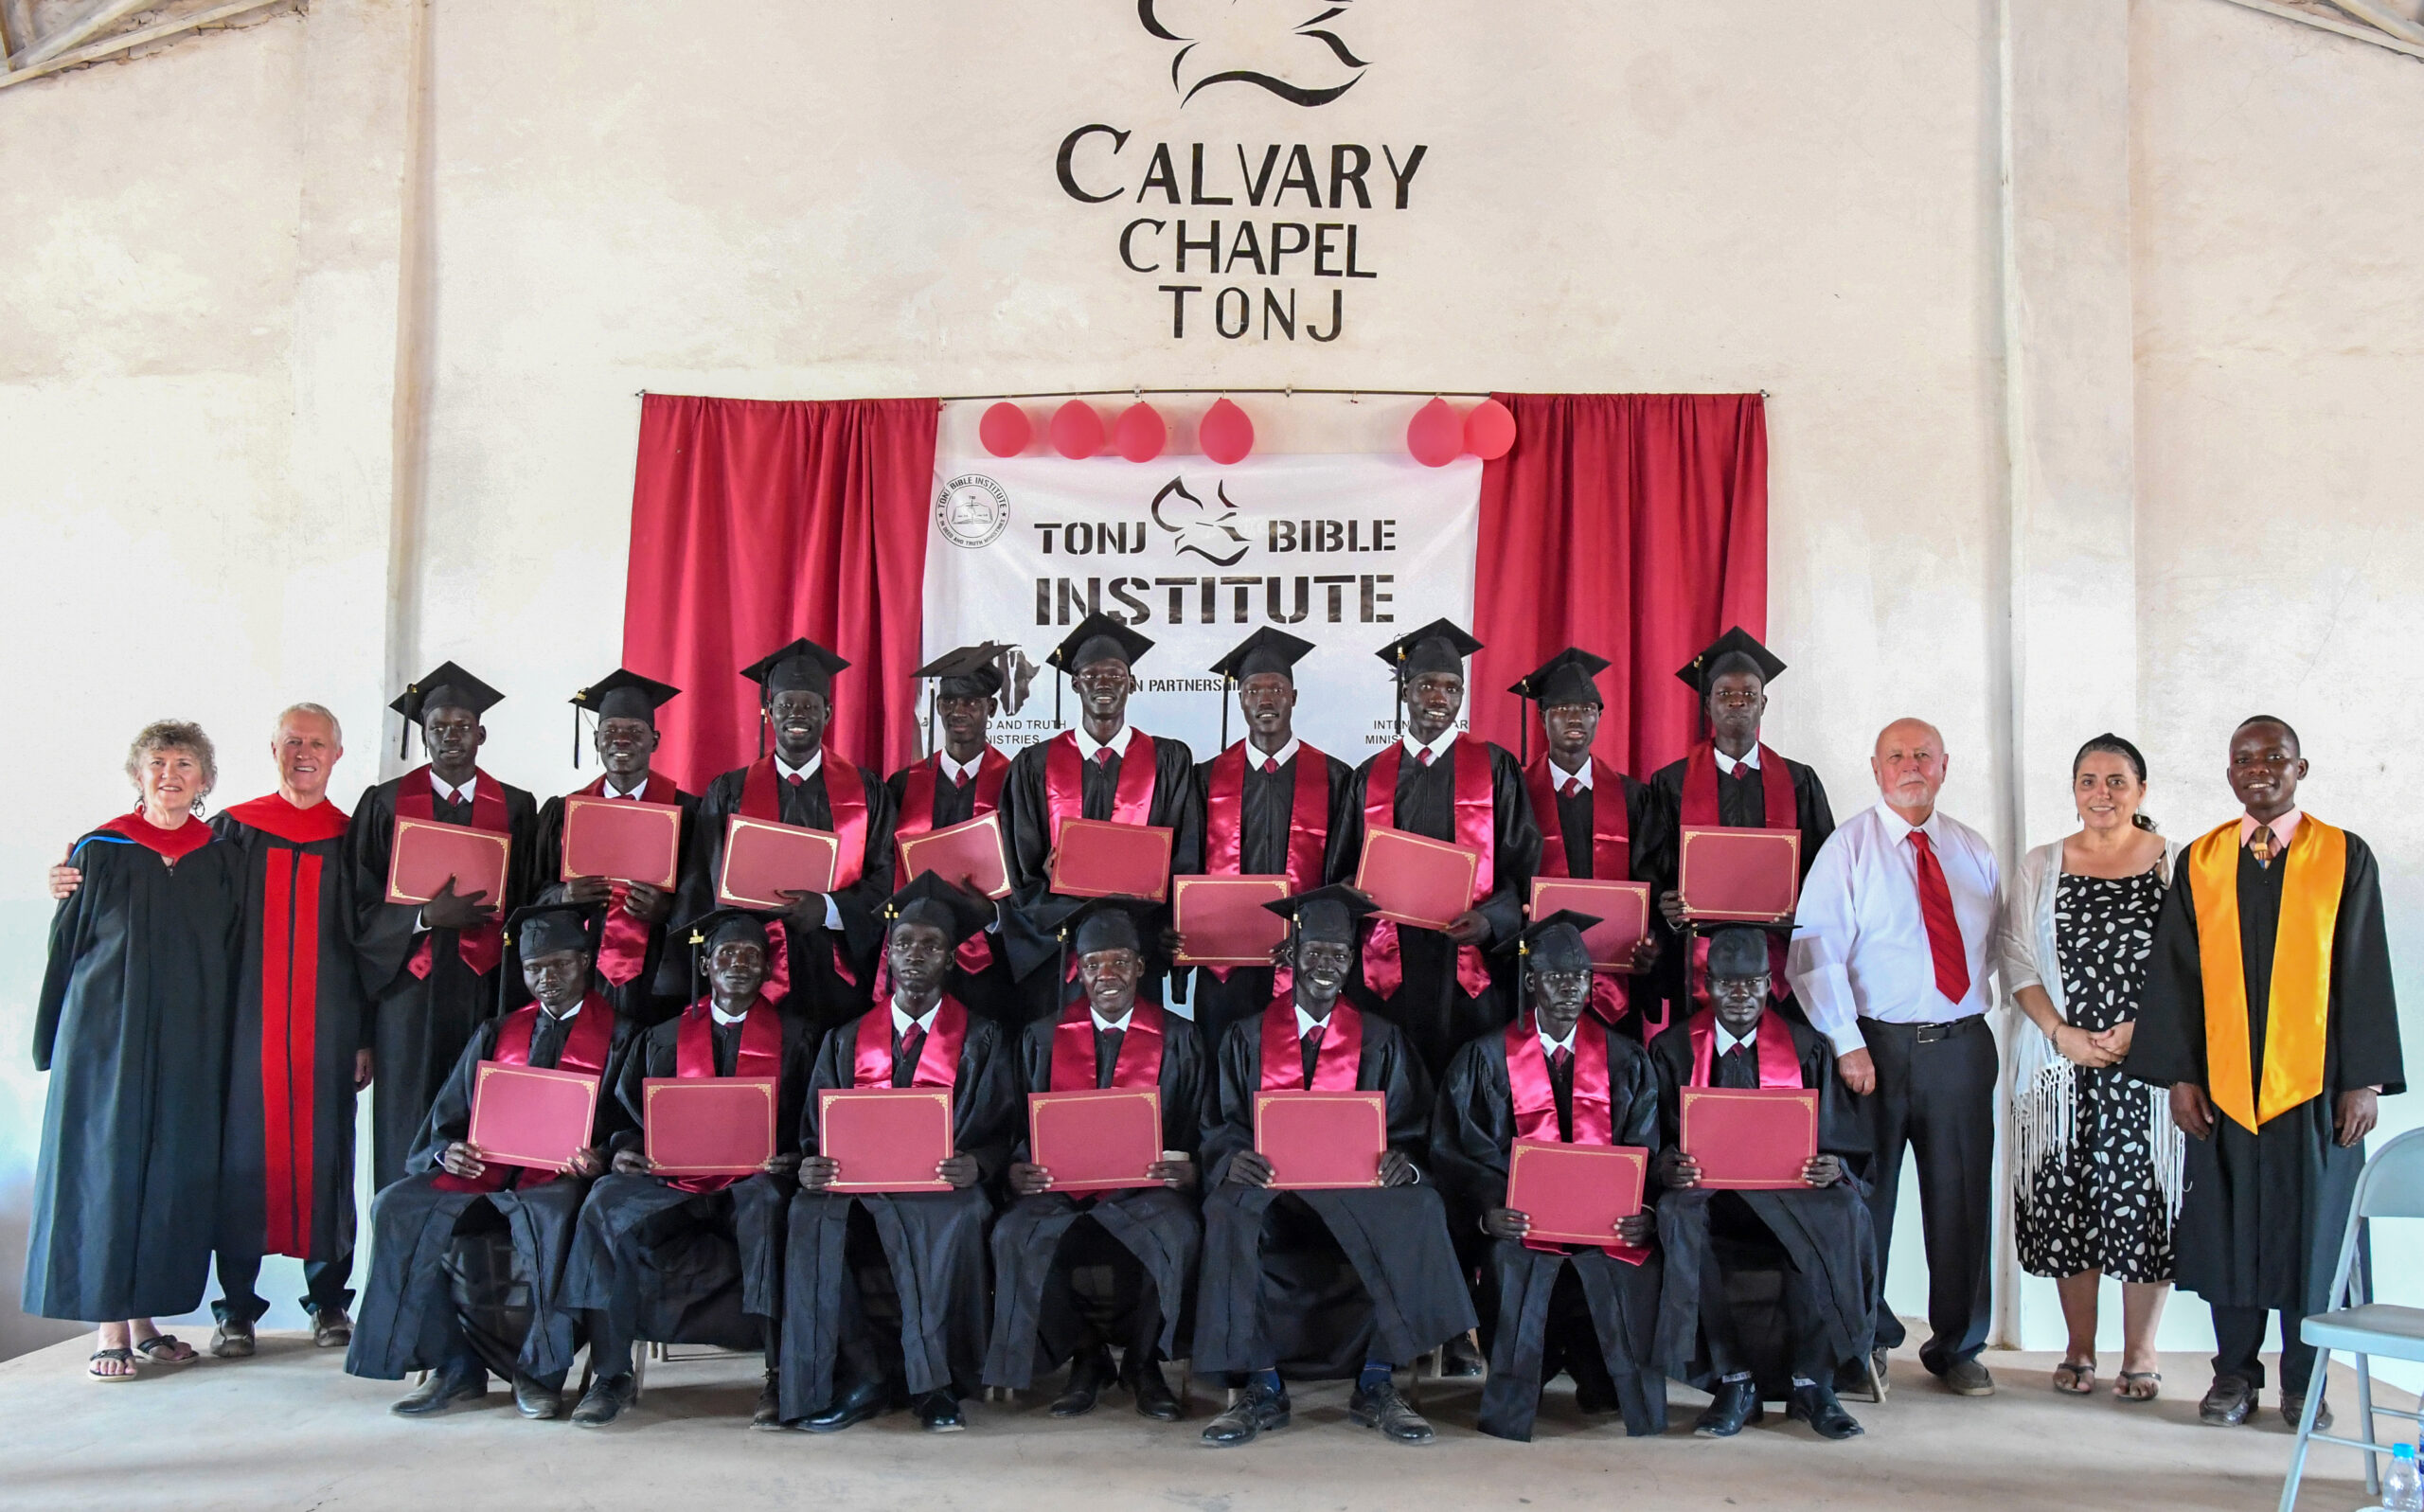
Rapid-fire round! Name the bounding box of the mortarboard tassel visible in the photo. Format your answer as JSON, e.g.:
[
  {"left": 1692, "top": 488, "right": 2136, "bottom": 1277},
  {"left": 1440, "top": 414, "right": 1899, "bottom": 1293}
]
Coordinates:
[{"left": 1221, "top": 674, "right": 1231, "bottom": 751}]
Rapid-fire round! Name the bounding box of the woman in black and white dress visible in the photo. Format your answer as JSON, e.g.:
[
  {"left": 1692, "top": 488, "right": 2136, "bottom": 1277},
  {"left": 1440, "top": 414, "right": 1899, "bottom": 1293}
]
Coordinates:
[{"left": 1998, "top": 734, "right": 2181, "bottom": 1403}]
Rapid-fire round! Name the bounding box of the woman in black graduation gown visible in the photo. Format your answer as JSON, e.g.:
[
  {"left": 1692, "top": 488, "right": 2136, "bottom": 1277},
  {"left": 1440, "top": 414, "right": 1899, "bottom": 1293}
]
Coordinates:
[{"left": 28, "top": 721, "right": 243, "bottom": 1379}]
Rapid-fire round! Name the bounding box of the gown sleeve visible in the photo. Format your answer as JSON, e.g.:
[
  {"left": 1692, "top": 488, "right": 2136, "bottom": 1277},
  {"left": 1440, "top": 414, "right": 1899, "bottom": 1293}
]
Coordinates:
[
  {"left": 405, "top": 1019, "right": 502, "bottom": 1174},
  {"left": 1478, "top": 746, "right": 1542, "bottom": 945},
  {"left": 2121, "top": 863, "right": 2205, "bottom": 1091},
  {"left": 1162, "top": 1021, "right": 1208, "bottom": 1160},
  {"left": 33, "top": 837, "right": 106, "bottom": 1071},
  {"left": 1793, "top": 758, "right": 1837, "bottom": 874},
  {"left": 1200, "top": 1021, "right": 1258, "bottom": 1184},
  {"left": 1429, "top": 1037, "right": 1512, "bottom": 1218},
  {"left": 1158, "top": 738, "right": 1204, "bottom": 878},
  {"left": 1322, "top": 760, "right": 1371, "bottom": 886},
  {"left": 1374, "top": 1018, "right": 1438, "bottom": 1167},
  {"left": 953, "top": 1018, "right": 1021, "bottom": 1182},
  {"left": 1003, "top": 745, "right": 1054, "bottom": 901},
  {"left": 2329, "top": 835, "right": 2405, "bottom": 1097}
]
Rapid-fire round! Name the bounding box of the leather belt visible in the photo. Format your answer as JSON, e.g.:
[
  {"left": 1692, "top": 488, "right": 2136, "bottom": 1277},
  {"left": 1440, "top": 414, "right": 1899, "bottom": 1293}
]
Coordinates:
[{"left": 1866, "top": 1015, "right": 1983, "bottom": 1045}]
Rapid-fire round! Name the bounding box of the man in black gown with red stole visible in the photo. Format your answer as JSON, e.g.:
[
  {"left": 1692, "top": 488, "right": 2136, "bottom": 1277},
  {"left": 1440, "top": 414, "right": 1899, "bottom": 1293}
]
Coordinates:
[
  {"left": 664, "top": 638, "right": 898, "bottom": 1035},
  {"left": 1432, "top": 914, "right": 1668, "bottom": 1442},
  {"left": 1183, "top": 627, "right": 1351, "bottom": 1052},
  {"left": 886, "top": 645, "right": 1022, "bottom": 1023},
  {"left": 348, "top": 904, "right": 633, "bottom": 1421},
  {"left": 345, "top": 663, "right": 540, "bottom": 1189},
  {"left": 531, "top": 669, "right": 692, "bottom": 1028},
  {"left": 986, "top": 898, "right": 1203, "bottom": 1421}
]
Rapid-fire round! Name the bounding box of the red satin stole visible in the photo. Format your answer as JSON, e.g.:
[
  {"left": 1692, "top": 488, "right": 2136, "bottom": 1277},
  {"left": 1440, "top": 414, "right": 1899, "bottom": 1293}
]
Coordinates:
[
  {"left": 435, "top": 994, "right": 615, "bottom": 1194},
  {"left": 894, "top": 747, "right": 1009, "bottom": 974},
  {"left": 1684, "top": 1007, "right": 1805, "bottom": 1090},
  {"left": 396, "top": 767, "right": 510, "bottom": 977},
  {"left": 1043, "top": 728, "right": 1160, "bottom": 843},
  {"left": 666, "top": 994, "right": 784, "bottom": 1193},
  {"left": 1503, "top": 1013, "right": 1614, "bottom": 1146},
  {"left": 1258, "top": 996, "right": 1364, "bottom": 1091},
  {"left": 98, "top": 810, "right": 217, "bottom": 861},
  {"left": 221, "top": 792, "right": 350, "bottom": 844},
  {"left": 1361, "top": 736, "right": 1495, "bottom": 999},
  {"left": 1680, "top": 742, "right": 1795, "bottom": 1005},
  {"left": 1523, "top": 755, "right": 1634, "bottom": 1026},
  {"left": 737, "top": 750, "right": 871, "bottom": 998},
  {"left": 572, "top": 772, "right": 679, "bottom": 986},
  {"left": 1202, "top": 740, "right": 1330, "bottom": 984},
  {"left": 1048, "top": 1000, "right": 1166, "bottom": 1091},
  {"left": 851, "top": 996, "right": 971, "bottom": 1089}
]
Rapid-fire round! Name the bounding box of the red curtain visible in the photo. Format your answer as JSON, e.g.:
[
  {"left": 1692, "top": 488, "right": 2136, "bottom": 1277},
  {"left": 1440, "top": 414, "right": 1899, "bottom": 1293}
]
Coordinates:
[
  {"left": 1469, "top": 394, "right": 1768, "bottom": 777},
  {"left": 621, "top": 394, "right": 936, "bottom": 790}
]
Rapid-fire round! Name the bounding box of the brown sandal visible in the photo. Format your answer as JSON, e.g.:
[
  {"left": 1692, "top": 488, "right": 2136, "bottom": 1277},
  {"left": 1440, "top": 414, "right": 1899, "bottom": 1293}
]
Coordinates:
[
  {"left": 2113, "top": 1371, "right": 2161, "bottom": 1401},
  {"left": 2052, "top": 1361, "right": 2095, "bottom": 1395}
]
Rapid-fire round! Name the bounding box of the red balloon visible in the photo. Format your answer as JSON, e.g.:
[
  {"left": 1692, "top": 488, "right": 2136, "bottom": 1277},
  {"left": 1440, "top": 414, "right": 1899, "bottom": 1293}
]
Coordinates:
[
  {"left": 1200, "top": 397, "right": 1254, "bottom": 465},
  {"left": 1050, "top": 400, "right": 1105, "bottom": 459},
  {"left": 978, "top": 401, "right": 1030, "bottom": 458},
  {"left": 1465, "top": 398, "right": 1517, "bottom": 461},
  {"left": 1113, "top": 401, "right": 1167, "bottom": 462},
  {"left": 1406, "top": 396, "right": 1463, "bottom": 467}
]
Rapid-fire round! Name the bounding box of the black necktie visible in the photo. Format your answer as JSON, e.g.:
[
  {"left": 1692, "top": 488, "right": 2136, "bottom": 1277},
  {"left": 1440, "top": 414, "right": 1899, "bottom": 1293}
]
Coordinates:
[
  {"left": 1096, "top": 1025, "right": 1124, "bottom": 1088},
  {"left": 895, "top": 1023, "right": 926, "bottom": 1088},
  {"left": 712, "top": 1021, "right": 741, "bottom": 1078},
  {"left": 1300, "top": 1023, "right": 1325, "bottom": 1090},
  {"left": 1547, "top": 1045, "right": 1575, "bottom": 1140}
]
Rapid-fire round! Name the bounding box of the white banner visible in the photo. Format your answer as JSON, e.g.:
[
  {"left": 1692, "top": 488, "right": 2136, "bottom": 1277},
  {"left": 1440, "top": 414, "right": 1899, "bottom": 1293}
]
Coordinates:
[{"left": 922, "top": 445, "right": 1483, "bottom": 763}]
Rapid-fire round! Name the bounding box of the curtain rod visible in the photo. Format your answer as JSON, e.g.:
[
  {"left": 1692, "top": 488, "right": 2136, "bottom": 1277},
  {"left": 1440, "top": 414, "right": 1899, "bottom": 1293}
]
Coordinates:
[{"left": 633, "top": 385, "right": 1776, "bottom": 400}]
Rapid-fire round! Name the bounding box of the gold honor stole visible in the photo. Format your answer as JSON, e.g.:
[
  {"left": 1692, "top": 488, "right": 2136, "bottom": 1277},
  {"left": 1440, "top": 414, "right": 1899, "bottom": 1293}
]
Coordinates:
[{"left": 2189, "top": 815, "right": 2345, "bottom": 1131}]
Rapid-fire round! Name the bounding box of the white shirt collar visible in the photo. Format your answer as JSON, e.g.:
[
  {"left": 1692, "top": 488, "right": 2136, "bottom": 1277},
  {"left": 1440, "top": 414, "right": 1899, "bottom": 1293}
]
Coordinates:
[
  {"left": 539, "top": 999, "right": 582, "bottom": 1023},
  {"left": 891, "top": 996, "right": 941, "bottom": 1037},
  {"left": 1293, "top": 1003, "right": 1335, "bottom": 1040},
  {"left": 1073, "top": 722, "right": 1135, "bottom": 761},
  {"left": 1242, "top": 736, "right": 1302, "bottom": 771},
  {"left": 1091, "top": 1005, "right": 1133, "bottom": 1034},
  {"left": 1536, "top": 1019, "right": 1578, "bottom": 1058},
  {"left": 1715, "top": 1021, "right": 1756, "bottom": 1058},
  {"left": 1873, "top": 799, "right": 1938, "bottom": 845},
  {"left": 1548, "top": 756, "right": 1594, "bottom": 791},
  {"left": 775, "top": 749, "right": 823, "bottom": 783},
  {"left": 709, "top": 1002, "right": 749, "bottom": 1027},
  {"left": 1401, "top": 726, "right": 1458, "bottom": 763},
  {"left": 938, "top": 748, "right": 989, "bottom": 785},
  {"left": 1713, "top": 744, "right": 1761, "bottom": 776},
  {"left": 431, "top": 770, "right": 478, "bottom": 804},
  {"left": 600, "top": 774, "right": 650, "bottom": 799}
]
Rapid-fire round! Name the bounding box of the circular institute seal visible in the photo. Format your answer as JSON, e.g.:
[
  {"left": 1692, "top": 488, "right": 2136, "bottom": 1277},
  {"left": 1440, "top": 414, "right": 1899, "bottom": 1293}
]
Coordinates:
[{"left": 935, "top": 473, "right": 1010, "bottom": 548}]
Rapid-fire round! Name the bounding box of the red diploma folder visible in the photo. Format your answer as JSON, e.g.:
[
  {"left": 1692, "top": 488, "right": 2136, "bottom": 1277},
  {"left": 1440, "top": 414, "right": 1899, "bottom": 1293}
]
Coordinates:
[
  {"left": 1254, "top": 1090, "right": 1387, "bottom": 1189},
  {"left": 1027, "top": 1088, "right": 1163, "bottom": 1191},
  {"left": 1681, "top": 1087, "right": 1820, "bottom": 1190},
  {"left": 819, "top": 1088, "right": 954, "bottom": 1193},
  {"left": 1528, "top": 879, "right": 1652, "bottom": 972},
  {"left": 386, "top": 817, "right": 513, "bottom": 908},
  {"left": 1677, "top": 826, "right": 1802, "bottom": 922},
  {"left": 1353, "top": 826, "right": 1481, "bottom": 932},
  {"left": 1172, "top": 875, "right": 1290, "bottom": 966},
  {"left": 466, "top": 1063, "right": 600, "bottom": 1171},
  {"left": 1506, "top": 1139, "right": 1649, "bottom": 1255},
  {"left": 560, "top": 795, "right": 683, "bottom": 889},
  {"left": 1047, "top": 817, "right": 1175, "bottom": 902},
  {"left": 718, "top": 815, "right": 839, "bottom": 909},
  {"left": 642, "top": 1076, "right": 777, "bottom": 1177},
  {"left": 897, "top": 811, "right": 1012, "bottom": 899}
]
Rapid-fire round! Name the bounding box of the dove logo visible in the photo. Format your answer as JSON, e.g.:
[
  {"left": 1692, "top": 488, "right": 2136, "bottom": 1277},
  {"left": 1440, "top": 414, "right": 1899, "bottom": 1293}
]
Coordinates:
[
  {"left": 934, "top": 473, "right": 1011, "bottom": 549},
  {"left": 1140, "top": 0, "right": 1368, "bottom": 108},
  {"left": 1150, "top": 477, "right": 1253, "bottom": 567}
]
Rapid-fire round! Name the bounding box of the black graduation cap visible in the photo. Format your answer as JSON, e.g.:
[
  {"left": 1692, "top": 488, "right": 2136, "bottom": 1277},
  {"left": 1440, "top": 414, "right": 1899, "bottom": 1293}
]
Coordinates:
[
  {"left": 569, "top": 668, "right": 680, "bottom": 767},
  {"left": 1704, "top": 926, "right": 1773, "bottom": 979},
  {"left": 504, "top": 901, "right": 598, "bottom": 959},
  {"left": 1208, "top": 626, "right": 1316, "bottom": 748},
  {"left": 1046, "top": 612, "right": 1154, "bottom": 674},
  {"left": 389, "top": 661, "right": 505, "bottom": 756},
  {"left": 1507, "top": 647, "right": 1612, "bottom": 765},
  {"left": 915, "top": 643, "right": 1009, "bottom": 700},
  {"left": 881, "top": 872, "right": 992, "bottom": 947},
  {"left": 742, "top": 637, "right": 851, "bottom": 702},
  {"left": 1064, "top": 895, "right": 1158, "bottom": 957},
  {"left": 1373, "top": 618, "right": 1482, "bottom": 738},
  {"left": 679, "top": 906, "right": 777, "bottom": 1003},
  {"left": 1504, "top": 908, "right": 1601, "bottom": 971},
  {"left": 1262, "top": 882, "right": 1381, "bottom": 946},
  {"left": 1675, "top": 626, "right": 1786, "bottom": 698}
]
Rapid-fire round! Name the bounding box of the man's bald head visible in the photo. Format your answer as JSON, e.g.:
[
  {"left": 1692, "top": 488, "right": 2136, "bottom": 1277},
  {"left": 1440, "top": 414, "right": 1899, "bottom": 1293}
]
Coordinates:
[{"left": 1871, "top": 717, "right": 1950, "bottom": 821}]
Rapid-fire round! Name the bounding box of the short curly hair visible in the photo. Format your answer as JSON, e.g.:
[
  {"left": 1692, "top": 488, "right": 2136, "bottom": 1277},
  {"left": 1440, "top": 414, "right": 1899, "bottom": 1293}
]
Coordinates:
[{"left": 125, "top": 720, "right": 218, "bottom": 799}]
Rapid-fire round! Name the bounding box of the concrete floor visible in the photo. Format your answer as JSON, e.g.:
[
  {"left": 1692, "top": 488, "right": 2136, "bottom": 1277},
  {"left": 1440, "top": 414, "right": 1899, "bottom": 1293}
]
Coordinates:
[{"left": 0, "top": 1331, "right": 2411, "bottom": 1512}]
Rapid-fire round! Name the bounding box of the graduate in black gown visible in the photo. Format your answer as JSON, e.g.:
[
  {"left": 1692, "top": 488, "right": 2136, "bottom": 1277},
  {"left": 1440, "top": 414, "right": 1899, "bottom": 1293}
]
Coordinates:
[
  {"left": 345, "top": 664, "right": 540, "bottom": 1189},
  {"left": 1649, "top": 928, "right": 1875, "bottom": 1441},
  {"left": 781, "top": 875, "right": 1021, "bottom": 1432},
  {"left": 661, "top": 638, "right": 897, "bottom": 1036},
  {"left": 2123, "top": 717, "right": 2403, "bottom": 1431},
  {"left": 530, "top": 669, "right": 692, "bottom": 1027},
  {"left": 885, "top": 645, "right": 1023, "bottom": 1023},
  {"left": 1183, "top": 627, "right": 1352, "bottom": 1051},
  {"left": 1431, "top": 914, "right": 1668, "bottom": 1442},
  {"left": 29, "top": 722, "right": 243, "bottom": 1378},
  {"left": 1323, "top": 619, "right": 1542, "bottom": 1080},
  {"left": 348, "top": 904, "right": 633, "bottom": 1420},
  {"left": 1002, "top": 613, "right": 1203, "bottom": 1016},
  {"left": 563, "top": 908, "right": 812, "bottom": 1430},
  {"left": 985, "top": 898, "right": 1203, "bottom": 1420},
  {"left": 1194, "top": 886, "right": 1476, "bottom": 1450}
]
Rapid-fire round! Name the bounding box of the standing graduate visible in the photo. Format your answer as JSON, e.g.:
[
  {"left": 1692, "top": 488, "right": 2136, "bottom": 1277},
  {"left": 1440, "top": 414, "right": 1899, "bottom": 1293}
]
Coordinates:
[
  {"left": 663, "top": 638, "right": 897, "bottom": 1035},
  {"left": 1193, "top": 886, "right": 1476, "bottom": 1450},
  {"left": 348, "top": 903, "right": 633, "bottom": 1421},
  {"left": 29, "top": 721, "right": 243, "bottom": 1379},
  {"left": 531, "top": 668, "right": 691, "bottom": 1027},
  {"left": 886, "top": 644, "right": 1022, "bottom": 1023},
  {"left": 2123, "top": 717, "right": 2404, "bottom": 1431},
  {"left": 563, "top": 908, "right": 813, "bottom": 1430},
  {"left": 985, "top": 897, "right": 1204, "bottom": 1421},
  {"left": 1649, "top": 928, "right": 1876, "bottom": 1442},
  {"left": 1183, "top": 627, "right": 1352, "bottom": 1051},
  {"left": 1508, "top": 648, "right": 1663, "bottom": 1032},
  {"left": 345, "top": 663, "right": 540, "bottom": 1189},
  {"left": 1430, "top": 913, "right": 1668, "bottom": 1442},
  {"left": 1323, "top": 619, "right": 1542, "bottom": 1079},
  {"left": 781, "top": 875, "right": 1020, "bottom": 1433}
]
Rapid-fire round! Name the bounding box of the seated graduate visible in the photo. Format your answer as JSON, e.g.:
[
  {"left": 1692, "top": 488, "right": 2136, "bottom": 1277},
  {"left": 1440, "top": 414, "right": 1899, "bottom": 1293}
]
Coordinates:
[
  {"left": 347, "top": 903, "right": 633, "bottom": 1420},
  {"left": 983, "top": 897, "right": 1204, "bottom": 1421},
  {"left": 1193, "top": 885, "right": 1476, "bottom": 1450},
  {"left": 780, "top": 875, "right": 1020, "bottom": 1434},
  {"left": 561, "top": 908, "right": 812, "bottom": 1431},
  {"left": 1648, "top": 928, "right": 1876, "bottom": 1441},
  {"left": 1431, "top": 912, "right": 1667, "bottom": 1442},
  {"left": 886, "top": 644, "right": 1024, "bottom": 1024}
]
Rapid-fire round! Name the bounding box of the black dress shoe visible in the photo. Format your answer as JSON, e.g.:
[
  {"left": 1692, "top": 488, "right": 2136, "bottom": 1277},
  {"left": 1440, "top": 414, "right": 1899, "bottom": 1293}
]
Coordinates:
[
  {"left": 1787, "top": 1383, "right": 1863, "bottom": 1440},
  {"left": 1348, "top": 1379, "right": 1436, "bottom": 1446},
  {"left": 2199, "top": 1374, "right": 2255, "bottom": 1426},
  {"left": 1201, "top": 1380, "right": 1291, "bottom": 1447},
  {"left": 803, "top": 1378, "right": 890, "bottom": 1433},
  {"left": 512, "top": 1373, "right": 563, "bottom": 1420},
  {"left": 2281, "top": 1393, "right": 2332, "bottom": 1432},
  {"left": 1694, "top": 1378, "right": 1764, "bottom": 1437},
  {"left": 311, "top": 1307, "right": 353, "bottom": 1349},
  {"left": 1439, "top": 1333, "right": 1486, "bottom": 1379},
  {"left": 915, "top": 1390, "right": 967, "bottom": 1432},
  {"left": 753, "top": 1373, "right": 784, "bottom": 1430},
  {"left": 1049, "top": 1348, "right": 1113, "bottom": 1418},
  {"left": 569, "top": 1373, "right": 635, "bottom": 1429},
  {"left": 395, "top": 1364, "right": 487, "bottom": 1417},
  {"left": 1129, "top": 1360, "right": 1185, "bottom": 1422},
  {"left": 210, "top": 1317, "right": 257, "bottom": 1360}
]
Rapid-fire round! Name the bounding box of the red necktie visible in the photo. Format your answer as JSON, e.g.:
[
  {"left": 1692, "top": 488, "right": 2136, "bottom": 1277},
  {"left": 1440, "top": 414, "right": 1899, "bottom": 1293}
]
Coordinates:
[
  {"left": 444, "top": 787, "right": 467, "bottom": 807},
  {"left": 1560, "top": 776, "right": 1582, "bottom": 799},
  {"left": 895, "top": 1023, "right": 926, "bottom": 1086},
  {"left": 1907, "top": 830, "right": 1970, "bottom": 1005},
  {"left": 954, "top": 766, "right": 971, "bottom": 790},
  {"left": 1548, "top": 1045, "right": 1572, "bottom": 1076},
  {"left": 1263, "top": 757, "right": 1280, "bottom": 775},
  {"left": 785, "top": 772, "right": 805, "bottom": 789},
  {"left": 1094, "top": 748, "right": 1113, "bottom": 768},
  {"left": 1417, "top": 747, "right": 1435, "bottom": 768}
]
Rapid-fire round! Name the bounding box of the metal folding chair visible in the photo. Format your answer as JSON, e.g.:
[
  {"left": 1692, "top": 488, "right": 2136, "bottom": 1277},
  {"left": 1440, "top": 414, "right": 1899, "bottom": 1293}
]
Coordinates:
[{"left": 2278, "top": 1126, "right": 2424, "bottom": 1512}]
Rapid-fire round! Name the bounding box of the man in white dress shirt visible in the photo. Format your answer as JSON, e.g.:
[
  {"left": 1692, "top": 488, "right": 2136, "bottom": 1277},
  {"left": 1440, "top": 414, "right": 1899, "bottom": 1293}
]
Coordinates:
[{"left": 1788, "top": 719, "right": 2000, "bottom": 1396}]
